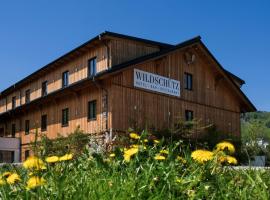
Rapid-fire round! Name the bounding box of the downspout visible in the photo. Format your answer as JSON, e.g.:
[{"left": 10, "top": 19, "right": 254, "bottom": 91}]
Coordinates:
[
  {"left": 91, "top": 78, "right": 109, "bottom": 132},
  {"left": 98, "top": 34, "right": 111, "bottom": 70}
]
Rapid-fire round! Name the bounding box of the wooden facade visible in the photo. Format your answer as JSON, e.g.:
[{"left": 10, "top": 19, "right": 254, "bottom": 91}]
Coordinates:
[{"left": 0, "top": 31, "right": 256, "bottom": 161}]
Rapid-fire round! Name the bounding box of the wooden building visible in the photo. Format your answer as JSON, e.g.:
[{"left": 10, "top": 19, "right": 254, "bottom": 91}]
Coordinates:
[{"left": 0, "top": 31, "right": 256, "bottom": 161}]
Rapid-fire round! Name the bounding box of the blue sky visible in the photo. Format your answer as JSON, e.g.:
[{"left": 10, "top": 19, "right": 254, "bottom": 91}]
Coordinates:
[{"left": 0, "top": 1, "right": 269, "bottom": 111}]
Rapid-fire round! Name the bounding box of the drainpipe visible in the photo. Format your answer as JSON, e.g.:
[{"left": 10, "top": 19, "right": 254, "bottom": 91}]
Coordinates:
[
  {"left": 91, "top": 78, "right": 109, "bottom": 133},
  {"left": 98, "top": 34, "right": 111, "bottom": 70}
]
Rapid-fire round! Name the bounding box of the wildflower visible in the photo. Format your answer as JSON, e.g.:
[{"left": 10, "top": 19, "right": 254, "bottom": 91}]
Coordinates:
[
  {"left": 2, "top": 172, "right": 12, "bottom": 178},
  {"left": 205, "top": 185, "right": 210, "bottom": 190},
  {"left": 129, "top": 133, "right": 140, "bottom": 140},
  {"left": 215, "top": 141, "right": 235, "bottom": 154},
  {"left": 219, "top": 155, "right": 238, "bottom": 165},
  {"left": 23, "top": 156, "right": 46, "bottom": 170},
  {"left": 130, "top": 144, "right": 139, "bottom": 148},
  {"left": 26, "top": 176, "right": 46, "bottom": 190},
  {"left": 45, "top": 156, "right": 59, "bottom": 163},
  {"left": 143, "top": 139, "right": 148, "bottom": 143},
  {"left": 191, "top": 150, "right": 214, "bottom": 163},
  {"left": 186, "top": 190, "right": 195, "bottom": 197},
  {"left": 124, "top": 147, "right": 139, "bottom": 162},
  {"left": 160, "top": 150, "right": 169, "bottom": 155},
  {"left": 6, "top": 173, "right": 21, "bottom": 184},
  {"left": 130, "top": 144, "right": 146, "bottom": 150},
  {"left": 177, "top": 156, "right": 187, "bottom": 164},
  {"left": 154, "top": 154, "right": 166, "bottom": 160},
  {"left": 226, "top": 156, "right": 237, "bottom": 165},
  {"left": 175, "top": 178, "right": 182, "bottom": 184},
  {"left": 108, "top": 181, "right": 113, "bottom": 187},
  {"left": 154, "top": 140, "right": 160, "bottom": 144},
  {"left": 59, "top": 153, "right": 73, "bottom": 161},
  {"left": 109, "top": 153, "right": 115, "bottom": 158}
]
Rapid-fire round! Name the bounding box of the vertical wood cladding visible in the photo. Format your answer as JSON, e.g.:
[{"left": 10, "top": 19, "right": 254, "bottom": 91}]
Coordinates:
[
  {"left": 110, "top": 38, "right": 160, "bottom": 66},
  {"left": 0, "top": 34, "right": 249, "bottom": 161},
  {"left": 111, "top": 48, "right": 241, "bottom": 136}
]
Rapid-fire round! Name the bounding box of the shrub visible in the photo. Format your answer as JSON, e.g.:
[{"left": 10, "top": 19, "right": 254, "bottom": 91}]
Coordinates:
[{"left": 31, "top": 127, "right": 89, "bottom": 158}]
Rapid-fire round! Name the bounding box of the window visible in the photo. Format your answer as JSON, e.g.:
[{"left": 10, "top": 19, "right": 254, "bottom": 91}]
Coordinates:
[
  {"left": 88, "top": 100, "right": 97, "bottom": 120},
  {"left": 25, "top": 150, "right": 30, "bottom": 160},
  {"left": 11, "top": 124, "right": 16, "bottom": 138},
  {"left": 41, "top": 115, "right": 47, "bottom": 131},
  {"left": 62, "top": 108, "right": 69, "bottom": 126},
  {"left": 25, "top": 120, "right": 30, "bottom": 135},
  {"left": 184, "top": 73, "right": 193, "bottom": 91},
  {"left": 12, "top": 96, "right": 16, "bottom": 109},
  {"left": 25, "top": 89, "right": 30, "bottom": 104},
  {"left": 62, "top": 71, "right": 69, "bottom": 88},
  {"left": 88, "top": 57, "right": 97, "bottom": 77},
  {"left": 185, "top": 110, "right": 194, "bottom": 121},
  {"left": 0, "top": 128, "right": 4, "bottom": 137},
  {"left": 42, "top": 81, "right": 48, "bottom": 97}
]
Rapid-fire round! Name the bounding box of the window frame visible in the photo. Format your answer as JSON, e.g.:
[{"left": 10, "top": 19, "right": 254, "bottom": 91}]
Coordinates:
[
  {"left": 62, "top": 108, "right": 69, "bottom": 127},
  {"left": 88, "top": 57, "right": 97, "bottom": 77},
  {"left": 62, "top": 71, "right": 69, "bottom": 88},
  {"left": 185, "top": 110, "right": 194, "bottom": 121},
  {"left": 25, "top": 89, "right": 31, "bottom": 104},
  {"left": 41, "top": 115, "right": 47, "bottom": 132},
  {"left": 25, "top": 150, "right": 30, "bottom": 160},
  {"left": 184, "top": 72, "right": 193, "bottom": 91},
  {"left": 88, "top": 100, "right": 97, "bottom": 121},
  {"left": 41, "top": 81, "right": 48, "bottom": 97},
  {"left": 12, "top": 96, "right": 16, "bottom": 109},
  {"left": 11, "top": 123, "right": 16, "bottom": 138},
  {"left": 25, "top": 120, "right": 30, "bottom": 135}
]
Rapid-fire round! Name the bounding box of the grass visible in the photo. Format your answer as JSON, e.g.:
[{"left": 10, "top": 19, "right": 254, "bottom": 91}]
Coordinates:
[{"left": 0, "top": 132, "right": 270, "bottom": 200}]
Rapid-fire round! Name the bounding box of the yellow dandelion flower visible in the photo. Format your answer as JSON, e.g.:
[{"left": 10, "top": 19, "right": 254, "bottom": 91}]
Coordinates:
[
  {"left": 2, "top": 172, "right": 12, "bottom": 178},
  {"left": 215, "top": 141, "right": 235, "bottom": 154},
  {"left": 109, "top": 153, "right": 115, "bottom": 158},
  {"left": 23, "top": 156, "right": 46, "bottom": 170},
  {"left": 26, "top": 176, "right": 46, "bottom": 190},
  {"left": 160, "top": 150, "right": 169, "bottom": 155},
  {"left": 124, "top": 147, "right": 139, "bottom": 162},
  {"left": 129, "top": 133, "right": 140, "bottom": 140},
  {"left": 154, "top": 140, "right": 160, "bottom": 144},
  {"left": 154, "top": 154, "right": 166, "bottom": 160},
  {"left": 218, "top": 155, "right": 237, "bottom": 165},
  {"left": 130, "top": 144, "right": 146, "bottom": 150},
  {"left": 59, "top": 154, "right": 73, "bottom": 161},
  {"left": 45, "top": 156, "right": 59, "bottom": 163},
  {"left": 191, "top": 150, "right": 214, "bottom": 163},
  {"left": 176, "top": 156, "right": 187, "bottom": 163},
  {"left": 124, "top": 154, "right": 131, "bottom": 162},
  {"left": 6, "top": 173, "right": 21, "bottom": 184},
  {"left": 226, "top": 156, "right": 237, "bottom": 165}
]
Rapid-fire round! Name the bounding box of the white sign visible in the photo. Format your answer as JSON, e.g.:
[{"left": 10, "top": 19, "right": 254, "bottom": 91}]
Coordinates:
[{"left": 134, "top": 69, "right": 180, "bottom": 97}]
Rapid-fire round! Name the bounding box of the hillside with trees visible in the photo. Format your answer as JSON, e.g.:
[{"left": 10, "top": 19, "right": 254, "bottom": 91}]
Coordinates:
[{"left": 241, "top": 111, "right": 270, "bottom": 142}]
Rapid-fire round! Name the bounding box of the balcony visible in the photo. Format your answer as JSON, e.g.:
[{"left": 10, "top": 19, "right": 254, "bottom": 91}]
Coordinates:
[{"left": 0, "top": 137, "right": 20, "bottom": 163}]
